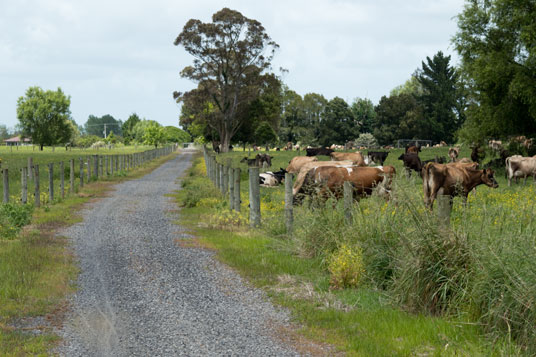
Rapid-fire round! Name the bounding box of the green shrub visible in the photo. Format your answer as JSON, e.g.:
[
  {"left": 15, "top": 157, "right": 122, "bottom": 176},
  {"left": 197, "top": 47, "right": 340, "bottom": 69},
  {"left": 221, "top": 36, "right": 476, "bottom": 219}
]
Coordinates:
[{"left": 0, "top": 203, "right": 33, "bottom": 239}]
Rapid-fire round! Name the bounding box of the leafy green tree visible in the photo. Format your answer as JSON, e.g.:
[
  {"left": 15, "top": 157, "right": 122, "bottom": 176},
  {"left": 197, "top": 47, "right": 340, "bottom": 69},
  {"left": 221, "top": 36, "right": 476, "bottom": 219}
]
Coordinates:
[
  {"left": 142, "top": 122, "right": 166, "bottom": 148},
  {"left": 373, "top": 93, "right": 425, "bottom": 145},
  {"left": 104, "top": 131, "right": 118, "bottom": 144},
  {"left": 84, "top": 114, "right": 123, "bottom": 138},
  {"left": 390, "top": 75, "right": 423, "bottom": 97},
  {"left": 351, "top": 98, "right": 376, "bottom": 134},
  {"left": 278, "top": 88, "right": 305, "bottom": 143},
  {"left": 254, "top": 121, "right": 278, "bottom": 149},
  {"left": 16, "top": 86, "right": 74, "bottom": 150},
  {"left": 453, "top": 0, "right": 536, "bottom": 141},
  {"left": 131, "top": 119, "right": 161, "bottom": 143},
  {"left": 122, "top": 113, "right": 141, "bottom": 144},
  {"left": 0, "top": 125, "right": 11, "bottom": 141},
  {"left": 416, "top": 51, "right": 460, "bottom": 143},
  {"left": 317, "top": 97, "right": 360, "bottom": 147},
  {"left": 164, "top": 126, "right": 191, "bottom": 143},
  {"left": 174, "top": 8, "right": 279, "bottom": 152}
]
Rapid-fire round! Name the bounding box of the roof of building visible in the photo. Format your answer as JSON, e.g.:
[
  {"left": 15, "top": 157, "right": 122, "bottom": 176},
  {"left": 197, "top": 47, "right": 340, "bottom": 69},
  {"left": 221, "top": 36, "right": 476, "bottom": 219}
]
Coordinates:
[{"left": 3, "top": 136, "right": 32, "bottom": 143}]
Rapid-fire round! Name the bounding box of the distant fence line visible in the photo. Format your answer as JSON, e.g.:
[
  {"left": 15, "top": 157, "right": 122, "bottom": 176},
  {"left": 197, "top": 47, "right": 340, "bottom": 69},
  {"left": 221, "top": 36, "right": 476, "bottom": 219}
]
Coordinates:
[
  {"left": 202, "top": 147, "right": 454, "bottom": 231},
  {"left": 1, "top": 144, "right": 178, "bottom": 206}
]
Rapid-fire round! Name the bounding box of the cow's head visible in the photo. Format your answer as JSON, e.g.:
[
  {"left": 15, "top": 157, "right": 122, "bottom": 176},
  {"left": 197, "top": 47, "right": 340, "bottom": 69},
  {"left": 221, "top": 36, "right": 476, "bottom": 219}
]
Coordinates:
[{"left": 482, "top": 168, "right": 499, "bottom": 188}]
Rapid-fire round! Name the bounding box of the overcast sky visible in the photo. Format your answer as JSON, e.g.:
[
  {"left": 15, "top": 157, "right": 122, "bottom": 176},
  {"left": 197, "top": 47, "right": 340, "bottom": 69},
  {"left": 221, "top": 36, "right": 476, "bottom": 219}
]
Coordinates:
[{"left": 0, "top": 0, "right": 465, "bottom": 130}]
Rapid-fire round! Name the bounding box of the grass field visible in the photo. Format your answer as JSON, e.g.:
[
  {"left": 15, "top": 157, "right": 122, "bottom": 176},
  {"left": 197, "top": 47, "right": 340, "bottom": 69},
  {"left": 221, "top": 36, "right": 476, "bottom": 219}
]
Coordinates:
[
  {"left": 174, "top": 147, "right": 535, "bottom": 354},
  {"left": 0, "top": 145, "right": 156, "bottom": 202}
]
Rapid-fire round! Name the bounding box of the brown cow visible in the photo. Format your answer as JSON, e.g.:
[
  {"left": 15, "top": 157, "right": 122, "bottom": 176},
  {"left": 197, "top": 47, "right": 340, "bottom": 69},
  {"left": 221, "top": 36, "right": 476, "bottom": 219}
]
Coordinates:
[
  {"left": 406, "top": 145, "right": 421, "bottom": 154},
  {"left": 423, "top": 162, "right": 498, "bottom": 209},
  {"left": 285, "top": 156, "right": 318, "bottom": 174},
  {"left": 292, "top": 161, "right": 354, "bottom": 195},
  {"left": 294, "top": 165, "right": 396, "bottom": 202},
  {"left": 330, "top": 152, "right": 366, "bottom": 166}
]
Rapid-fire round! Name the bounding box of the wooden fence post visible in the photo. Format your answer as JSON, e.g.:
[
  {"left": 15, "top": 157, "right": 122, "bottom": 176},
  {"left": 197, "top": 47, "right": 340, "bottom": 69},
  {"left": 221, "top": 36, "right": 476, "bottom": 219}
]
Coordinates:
[
  {"left": 233, "top": 168, "right": 241, "bottom": 212},
  {"left": 70, "top": 159, "right": 74, "bottom": 193},
  {"left": 215, "top": 163, "right": 221, "bottom": 190},
  {"left": 344, "top": 181, "right": 353, "bottom": 224},
  {"left": 228, "top": 166, "right": 234, "bottom": 210},
  {"left": 48, "top": 163, "right": 54, "bottom": 202},
  {"left": 79, "top": 158, "right": 84, "bottom": 188},
  {"left": 28, "top": 157, "right": 33, "bottom": 182},
  {"left": 249, "top": 167, "right": 261, "bottom": 227},
  {"left": 94, "top": 155, "right": 99, "bottom": 180},
  {"left": 111, "top": 155, "right": 115, "bottom": 176},
  {"left": 437, "top": 195, "right": 452, "bottom": 226},
  {"left": 2, "top": 168, "right": 8, "bottom": 203},
  {"left": 21, "top": 167, "right": 28, "bottom": 204},
  {"left": 285, "top": 172, "right": 293, "bottom": 234},
  {"left": 60, "top": 161, "right": 65, "bottom": 199},
  {"left": 222, "top": 164, "right": 229, "bottom": 195},
  {"left": 87, "top": 157, "right": 91, "bottom": 182},
  {"left": 34, "top": 164, "right": 40, "bottom": 208}
]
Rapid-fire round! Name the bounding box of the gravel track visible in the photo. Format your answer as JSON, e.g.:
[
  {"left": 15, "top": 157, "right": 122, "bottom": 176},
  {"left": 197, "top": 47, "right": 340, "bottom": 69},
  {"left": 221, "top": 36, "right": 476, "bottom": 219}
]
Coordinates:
[{"left": 55, "top": 151, "right": 303, "bottom": 356}]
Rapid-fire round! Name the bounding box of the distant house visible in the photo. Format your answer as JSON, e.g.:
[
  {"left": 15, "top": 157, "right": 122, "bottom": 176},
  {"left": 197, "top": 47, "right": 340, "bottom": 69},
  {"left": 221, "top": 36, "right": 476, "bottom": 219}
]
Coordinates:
[{"left": 3, "top": 136, "right": 32, "bottom": 146}]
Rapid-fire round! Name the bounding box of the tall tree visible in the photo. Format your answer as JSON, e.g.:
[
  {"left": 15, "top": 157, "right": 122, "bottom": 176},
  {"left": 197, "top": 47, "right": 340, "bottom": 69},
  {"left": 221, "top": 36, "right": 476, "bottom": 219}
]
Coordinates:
[
  {"left": 122, "top": 113, "right": 141, "bottom": 144},
  {"left": 16, "top": 86, "right": 74, "bottom": 150},
  {"left": 317, "top": 97, "right": 359, "bottom": 147},
  {"left": 374, "top": 93, "right": 425, "bottom": 145},
  {"left": 142, "top": 122, "right": 166, "bottom": 148},
  {"left": 453, "top": 0, "right": 536, "bottom": 141},
  {"left": 84, "top": 114, "right": 123, "bottom": 138},
  {"left": 416, "top": 51, "right": 460, "bottom": 143},
  {"left": 278, "top": 88, "right": 305, "bottom": 143},
  {"left": 351, "top": 98, "right": 376, "bottom": 134},
  {"left": 174, "top": 8, "right": 279, "bottom": 152},
  {"left": 0, "top": 125, "right": 11, "bottom": 141}
]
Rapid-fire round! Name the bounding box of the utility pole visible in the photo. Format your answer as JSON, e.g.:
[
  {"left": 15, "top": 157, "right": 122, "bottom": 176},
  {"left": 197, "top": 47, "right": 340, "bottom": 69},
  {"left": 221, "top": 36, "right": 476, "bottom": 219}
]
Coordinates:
[{"left": 103, "top": 123, "right": 107, "bottom": 139}]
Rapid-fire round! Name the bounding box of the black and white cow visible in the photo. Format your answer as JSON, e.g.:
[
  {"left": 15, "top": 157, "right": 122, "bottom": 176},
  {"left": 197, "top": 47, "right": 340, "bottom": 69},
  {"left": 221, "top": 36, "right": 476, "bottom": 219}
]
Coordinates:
[{"left": 259, "top": 168, "right": 288, "bottom": 187}]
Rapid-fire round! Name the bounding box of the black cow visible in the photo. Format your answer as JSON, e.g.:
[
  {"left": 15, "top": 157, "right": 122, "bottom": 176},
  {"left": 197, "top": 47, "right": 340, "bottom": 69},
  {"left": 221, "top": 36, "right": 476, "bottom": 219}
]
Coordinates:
[
  {"left": 306, "top": 147, "right": 334, "bottom": 157},
  {"left": 398, "top": 153, "right": 423, "bottom": 177},
  {"left": 367, "top": 151, "right": 389, "bottom": 165}
]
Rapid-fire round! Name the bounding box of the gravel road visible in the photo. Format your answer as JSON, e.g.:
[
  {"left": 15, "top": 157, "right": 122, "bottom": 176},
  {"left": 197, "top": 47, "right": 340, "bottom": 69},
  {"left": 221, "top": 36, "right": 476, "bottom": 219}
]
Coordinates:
[{"left": 55, "top": 151, "right": 304, "bottom": 356}]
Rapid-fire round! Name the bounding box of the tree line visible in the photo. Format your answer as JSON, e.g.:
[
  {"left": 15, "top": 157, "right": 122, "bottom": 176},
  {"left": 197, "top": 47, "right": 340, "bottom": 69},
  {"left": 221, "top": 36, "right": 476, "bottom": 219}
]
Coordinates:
[
  {"left": 13, "top": 87, "right": 190, "bottom": 150},
  {"left": 175, "top": 2, "right": 535, "bottom": 151}
]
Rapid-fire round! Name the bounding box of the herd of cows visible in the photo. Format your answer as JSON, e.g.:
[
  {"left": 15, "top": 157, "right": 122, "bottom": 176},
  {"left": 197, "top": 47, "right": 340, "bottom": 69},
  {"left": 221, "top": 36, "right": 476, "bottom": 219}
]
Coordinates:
[{"left": 235, "top": 143, "right": 536, "bottom": 209}]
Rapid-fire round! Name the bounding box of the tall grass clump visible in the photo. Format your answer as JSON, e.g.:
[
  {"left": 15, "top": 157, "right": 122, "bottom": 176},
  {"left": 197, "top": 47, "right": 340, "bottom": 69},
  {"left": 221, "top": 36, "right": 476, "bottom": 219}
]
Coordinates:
[{"left": 177, "top": 158, "right": 220, "bottom": 208}]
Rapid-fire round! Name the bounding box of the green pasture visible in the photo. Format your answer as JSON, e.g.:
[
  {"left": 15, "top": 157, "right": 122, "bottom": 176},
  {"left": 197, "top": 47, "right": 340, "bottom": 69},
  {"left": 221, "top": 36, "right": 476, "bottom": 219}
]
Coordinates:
[
  {"left": 0, "top": 145, "right": 155, "bottom": 202},
  {"left": 187, "top": 147, "right": 535, "bottom": 353}
]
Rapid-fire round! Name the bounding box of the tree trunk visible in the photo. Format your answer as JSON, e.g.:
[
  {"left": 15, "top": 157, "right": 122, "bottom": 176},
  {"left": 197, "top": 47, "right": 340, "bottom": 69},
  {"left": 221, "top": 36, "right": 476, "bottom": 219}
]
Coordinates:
[
  {"left": 40, "top": 144, "right": 44, "bottom": 151},
  {"left": 220, "top": 131, "right": 231, "bottom": 153}
]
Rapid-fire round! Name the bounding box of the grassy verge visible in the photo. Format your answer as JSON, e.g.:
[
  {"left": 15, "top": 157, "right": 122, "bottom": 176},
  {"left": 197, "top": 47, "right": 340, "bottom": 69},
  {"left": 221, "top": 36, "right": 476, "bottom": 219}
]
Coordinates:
[
  {"left": 0, "top": 152, "right": 178, "bottom": 355},
  {"left": 173, "top": 154, "right": 519, "bottom": 356}
]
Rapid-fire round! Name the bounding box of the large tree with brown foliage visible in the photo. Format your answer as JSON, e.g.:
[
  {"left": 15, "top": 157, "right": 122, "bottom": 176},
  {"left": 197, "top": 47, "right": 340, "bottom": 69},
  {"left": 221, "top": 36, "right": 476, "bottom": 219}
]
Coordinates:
[{"left": 173, "top": 8, "right": 279, "bottom": 152}]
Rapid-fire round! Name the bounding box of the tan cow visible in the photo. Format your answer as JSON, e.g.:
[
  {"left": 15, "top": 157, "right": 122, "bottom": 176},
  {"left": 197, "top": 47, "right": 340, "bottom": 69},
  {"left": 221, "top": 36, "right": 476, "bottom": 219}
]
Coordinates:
[
  {"left": 330, "top": 152, "right": 366, "bottom": 166},
  {"left": 285, "top": 156, "right": 318, "bottom": 174},
  {"left": 423, "top": 162, "right": 498, "bottom": 209},
  {"left": 506, "top": 155, "right": 536, "bottom": 186},
  {"left": 294, "top": 165, "right": 396, "bottom": 202}
]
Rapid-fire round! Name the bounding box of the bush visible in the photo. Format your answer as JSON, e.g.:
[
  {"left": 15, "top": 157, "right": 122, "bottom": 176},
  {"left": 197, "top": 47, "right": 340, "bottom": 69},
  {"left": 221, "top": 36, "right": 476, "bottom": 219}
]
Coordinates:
[
  {"left": 0, "top": 203, "right": 33, "bottom": 239},
  {"left": 328, "top": 244, "right": 365, "bottom": 289},
  {"left": 354, "top": 133, "right": 379, "bottom": 148}
]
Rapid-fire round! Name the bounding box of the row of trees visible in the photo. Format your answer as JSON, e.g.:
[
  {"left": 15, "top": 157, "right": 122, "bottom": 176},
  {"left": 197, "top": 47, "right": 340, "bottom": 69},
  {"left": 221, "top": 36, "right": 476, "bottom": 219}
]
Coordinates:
[
  {"left": 175, "top": 2, "right": 535, "bottom": 150},
  {"left": 15, "top": 86, "right": 190, "bottom": 150}
]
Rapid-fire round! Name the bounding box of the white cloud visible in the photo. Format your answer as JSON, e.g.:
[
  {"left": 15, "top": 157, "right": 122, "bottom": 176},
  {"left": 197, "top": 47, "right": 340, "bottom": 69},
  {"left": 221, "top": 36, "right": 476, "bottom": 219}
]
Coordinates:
[{"left": 0, "top": 0, "right": 465, "bottom": 128}]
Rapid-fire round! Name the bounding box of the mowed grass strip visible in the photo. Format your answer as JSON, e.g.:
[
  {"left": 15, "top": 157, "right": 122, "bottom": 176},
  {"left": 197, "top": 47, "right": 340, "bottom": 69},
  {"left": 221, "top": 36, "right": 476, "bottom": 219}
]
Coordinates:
[
  {"left": 0, "top": 145, "right": 155, "bottom": 199},
  {"left": 0, "top": 151, "right": 178, "bottom": 355},
  {"left": 173, "top": 154, "right": 520, "bottom": 355}
]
